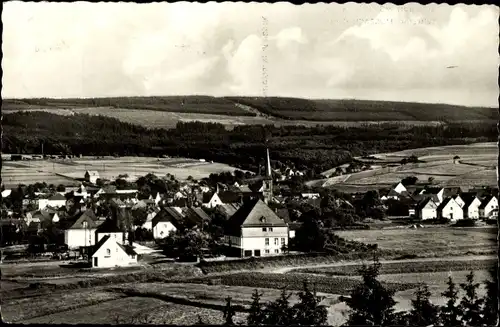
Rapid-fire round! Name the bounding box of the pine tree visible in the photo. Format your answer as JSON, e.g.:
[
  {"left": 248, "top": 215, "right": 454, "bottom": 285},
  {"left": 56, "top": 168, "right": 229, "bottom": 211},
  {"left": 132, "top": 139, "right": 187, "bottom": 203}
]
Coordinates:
[
  {"left": 481, "top": 265, "right": 499, "bottom": 326},
  {"left": 459, "top": 271, "right": 484, "bottom": 326},
  {"left": 344, "top": 256, "right": 397, "bottom": 326},
  {"left": 408, "top": 284, "right": 440, "bottom": 326},
  {"left": 292, "top": 281, "right": 328, "bottom": 326},
  {"left": 439, "top": 276, "right": 461, "bottom": 326},
  {"left": 223, "top": 296, "right": 236, "bottom": 325},
  {"left": 247, "top": 289, "right": 264, "bottom": 325},
  {"left": 261, "top": 288, "right": 294, "bottom": 326}
]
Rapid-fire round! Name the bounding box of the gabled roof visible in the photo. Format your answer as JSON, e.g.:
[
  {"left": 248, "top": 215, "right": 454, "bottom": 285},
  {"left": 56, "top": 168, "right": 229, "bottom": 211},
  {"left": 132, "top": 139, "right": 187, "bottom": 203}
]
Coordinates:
[
  {"left": 152, "top": 207, "right": 184, "bottom": 229},
  {"left": 183, "top": 207, "right": 211, "bottom": 227},
  {"left": 443, "top": 187, "right": 462, "bottom": 198},
  {"left": 225, "top": 199, "right": 287, "bottom": 236},
  {"left": 422, "top": 187, "right": 443, "bottom": 195},
  {"left": 275, "top": 208, "right": 291, "bottom": 224},
  {"left": 437, "top": 197, "right": 454, "bottom": 211},
  {"left": 117, "top": 243, "right": 137, "bottom": 256},
  {"left": 416, "top": 197, "right": 438, "bottom": 210},
  {"left": 461, "top": 193, "right": 481, "bottom": 209},
  {"left": 90, "top": 235, "right": 110, "bottom": 257},
  {"left": 238, "top": 185, "right": 253, "bottom": 193},
  {"left": 65, "top": 212, "right": 97, "bottom": 230},
  {"left": 218, "top": 191, "right": 243, "bottom": 204},
  {"left": 202, "top": 192, "right": 216, "bottom": 203},
  {"left": 217, "top": 203, "right": 241, "bottom": 219},
  {"left": 85, "top": 170, "right": 100, "bottom": 176},
  {"left": 479, "top": 195, "right": 497, "bottom": 209}
]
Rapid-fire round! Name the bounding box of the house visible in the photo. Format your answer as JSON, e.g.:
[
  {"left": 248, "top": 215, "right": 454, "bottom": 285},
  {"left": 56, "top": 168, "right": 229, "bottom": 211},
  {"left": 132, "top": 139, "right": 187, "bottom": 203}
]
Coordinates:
[
  {"left": 140, "top": 207, "right": 161, "bottom": 230},
  {"left": 182, "top": 207, "right": 211, "bottom": 229},
  {"left": 224, "top": 199, "right": 289, "bottom": 257},
  {"left": 301, "top": 193, "right": 320, "bottom": 200},
  {"left": 381, "top": 189, "right": 401, "bottom": 201},
  {"left": 416, "top": 197, "right": 439, "bottom": 220},
  {"left": 38, "top": 193, "right": 67, "bottom": 210},
  {"left": 479, "top": 195, "right": 498, "bottom": 218},
  {"left": 437, "top": 197, "right": 463, "bottom": 221},
  {"left": 85, "top": 170, "right": 100, "bottom": 184},
  {"left": 1, "top": 189, "right": 12, "bottom": 198},
  {"left": 216, "top": 203, "right": 242, "bottom": 220},
  {"left": 90, "top": 235, "right": 137, "bottom": 268},
  {"left": 152, "top": 207, "right": 184, "bottom": 239},
  {"left": 420, "top": 187, "right": 445, "bottom": 203},
  {"left": 201, "top": 192, "right": 223, "bottom": 208},
  {"left": 95, "top": 219, "right": 125, "bottom": 245},
  {"left": 62, "top": 210, "right": 99, "bottom": 249},
  {"left": 461, "top": 194, "right": 482, "bottom": 219}
]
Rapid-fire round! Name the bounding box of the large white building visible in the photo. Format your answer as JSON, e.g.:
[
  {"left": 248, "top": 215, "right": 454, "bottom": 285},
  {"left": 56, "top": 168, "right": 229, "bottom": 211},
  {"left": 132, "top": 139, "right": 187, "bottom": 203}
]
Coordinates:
[
  {"left": 479, "top": 195, "right": 498, "bottom": 218},
  {"left": 152, "top": 207, "right": 184, "bottom": 239},
  {"left": 437, "top": 197, "right": 463, "bottom": 221},
  {"left": 416, "top": 197, "right": 439, "bottom": 220},
  {"left": 224, "top": 199, "right": 289, "bottom": 257},
  {"left": 63, "top": 210, "right": 99, "bottom": 250}
]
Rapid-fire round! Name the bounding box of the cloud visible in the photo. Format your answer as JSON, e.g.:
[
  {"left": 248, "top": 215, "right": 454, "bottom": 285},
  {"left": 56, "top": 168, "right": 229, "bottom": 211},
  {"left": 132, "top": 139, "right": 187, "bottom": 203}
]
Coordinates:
[{"left": 2, "top": 2, "right": 498, "bottom": 106}]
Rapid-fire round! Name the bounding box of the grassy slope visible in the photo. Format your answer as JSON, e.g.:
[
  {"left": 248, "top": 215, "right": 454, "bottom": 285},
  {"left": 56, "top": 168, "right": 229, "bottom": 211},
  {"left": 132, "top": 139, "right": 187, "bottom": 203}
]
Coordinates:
[{"left": 3, "top": 96, "right": 497, "bottom": 123}]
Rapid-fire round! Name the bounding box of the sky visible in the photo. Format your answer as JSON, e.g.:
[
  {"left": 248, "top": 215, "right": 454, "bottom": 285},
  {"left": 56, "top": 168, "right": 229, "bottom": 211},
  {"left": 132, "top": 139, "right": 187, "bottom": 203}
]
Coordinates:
[{"left": 2, "top": 2, "right": 499, "bottom": 107}]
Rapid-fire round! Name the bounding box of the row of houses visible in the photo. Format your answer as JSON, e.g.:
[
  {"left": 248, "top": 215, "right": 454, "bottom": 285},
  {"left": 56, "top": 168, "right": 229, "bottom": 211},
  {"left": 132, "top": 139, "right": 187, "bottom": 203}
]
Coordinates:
[{"left": 381, "top": 183, "right": 498, "bottom": 221}]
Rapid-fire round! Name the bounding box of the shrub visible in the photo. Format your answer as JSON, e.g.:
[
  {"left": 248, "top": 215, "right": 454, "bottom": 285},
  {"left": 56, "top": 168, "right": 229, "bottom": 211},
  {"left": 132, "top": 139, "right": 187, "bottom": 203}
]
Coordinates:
[{"left": 453, "top": 219, "right": 476, "bottom": 227}]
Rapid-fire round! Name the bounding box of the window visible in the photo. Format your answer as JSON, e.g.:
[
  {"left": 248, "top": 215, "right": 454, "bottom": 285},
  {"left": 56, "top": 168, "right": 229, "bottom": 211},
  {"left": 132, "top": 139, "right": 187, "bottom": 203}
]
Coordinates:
[
  {"left": 269, "top": 227, "right": 273, "bottom": 232},
  {"left": 82, "top": 221, "right": 88, "bottom": 229},
  {"left": 265, "top": 238, "right": 269, "bottom": 246},
  {"left": 265, "top": 249, "right": 270, "bottom": 254},
  {"left": 281, "top": 238, "right": 285, "bottom": 245},
  {"left": 105, "top": 249, "right": 111, "bottom": 257},
  {"left": 274, "top": 238, "right": 279, "bottom": 246},
  {"left": 275, "top": 249, "right": 279, "bottom": 254},
  {"left": 262, "top": 227, "right": 267, "bottom": 232}
]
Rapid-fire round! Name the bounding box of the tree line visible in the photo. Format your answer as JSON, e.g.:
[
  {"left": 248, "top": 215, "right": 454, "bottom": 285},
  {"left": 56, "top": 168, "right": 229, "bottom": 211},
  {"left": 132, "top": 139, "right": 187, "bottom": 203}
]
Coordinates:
[{"left": 3, "top": 111, "right": 496, "bottom": 175}]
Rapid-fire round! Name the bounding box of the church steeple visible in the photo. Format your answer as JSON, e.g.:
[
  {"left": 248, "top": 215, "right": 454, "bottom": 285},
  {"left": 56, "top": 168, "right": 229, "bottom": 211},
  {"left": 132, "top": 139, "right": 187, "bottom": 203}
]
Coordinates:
[{"left": 263, "top": 147, "right": 273, "bottom": 204}]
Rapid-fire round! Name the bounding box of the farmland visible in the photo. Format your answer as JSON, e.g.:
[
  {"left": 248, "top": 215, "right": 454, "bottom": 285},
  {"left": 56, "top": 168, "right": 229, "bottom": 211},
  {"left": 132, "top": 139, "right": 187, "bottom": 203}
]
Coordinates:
[
  {"left": 321, "top": 142, "right": 498, "bottom": 189},
  {"left": 1, "top": 156, "right": 244, "bottom": 188},
  {"left": 335, "top": 227, "right": 497, "bottom": 258}
]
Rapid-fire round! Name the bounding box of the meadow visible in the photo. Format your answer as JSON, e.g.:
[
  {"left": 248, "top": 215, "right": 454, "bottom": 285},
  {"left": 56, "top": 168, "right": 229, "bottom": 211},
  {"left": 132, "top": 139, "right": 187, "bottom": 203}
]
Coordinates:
[
  {"left": 321, "top": 142, "right": 498, "bottom": 188},
  {"left": 336, "top": 227, "right": 497, "bottom": 258},
  {"left": 1, "top": 156, "right": 244, "bottom": 188}
]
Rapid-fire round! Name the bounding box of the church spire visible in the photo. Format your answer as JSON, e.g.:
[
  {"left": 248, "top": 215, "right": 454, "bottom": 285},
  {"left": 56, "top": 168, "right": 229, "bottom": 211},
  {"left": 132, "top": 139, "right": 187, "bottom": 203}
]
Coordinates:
[
  {"left": 263, "top": 147, "right": 273, "bottom": 204},
  {"left": 265, "top": 148, "right": 272, "bottom": 179}
]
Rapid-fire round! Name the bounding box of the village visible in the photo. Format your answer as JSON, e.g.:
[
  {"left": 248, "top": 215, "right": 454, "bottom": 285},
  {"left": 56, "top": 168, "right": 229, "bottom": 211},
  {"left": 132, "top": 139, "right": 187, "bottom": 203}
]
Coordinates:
[{"left": 1, "top": 148, "right": 498, "bottom": 268}]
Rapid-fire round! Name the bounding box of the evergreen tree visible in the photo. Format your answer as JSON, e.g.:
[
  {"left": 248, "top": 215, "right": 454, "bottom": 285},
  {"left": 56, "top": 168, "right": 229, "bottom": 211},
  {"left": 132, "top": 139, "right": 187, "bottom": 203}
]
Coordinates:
[
  {"left": 439, "top": 276, "right": 461, "bottom": 326},
  {"left": 459, "top": 271, "right": 484, "bottom": 326},
  {"left": 247, "top": 289, "right": 264, "bottom": 325},
  {"left": 408, "top": 284, "right": 440, "bottom": 326},
  {"left": 344, "top": 256, "right": 397, "bottom": 326},
  {"left": 292, "top": 281, "right": 328, "bottom": 326},
  {"left": 223, "top": 297, "right": 235, "bottom": 325},
  {"left": 261, "top": 288, "right": 294, "bottom": 326},
  {"left": 482, "top": 266, "right": 499, "bottom": 326}
]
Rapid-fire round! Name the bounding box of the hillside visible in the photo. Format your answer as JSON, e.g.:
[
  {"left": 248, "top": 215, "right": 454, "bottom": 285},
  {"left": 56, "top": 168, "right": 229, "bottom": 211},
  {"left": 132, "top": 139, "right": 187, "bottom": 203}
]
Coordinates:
[
  {"left": 2, "top": 111, "right": 497, "bottom": 181},
  {"left": 3, "top": 97, "right": 497, "bottom": 126}
]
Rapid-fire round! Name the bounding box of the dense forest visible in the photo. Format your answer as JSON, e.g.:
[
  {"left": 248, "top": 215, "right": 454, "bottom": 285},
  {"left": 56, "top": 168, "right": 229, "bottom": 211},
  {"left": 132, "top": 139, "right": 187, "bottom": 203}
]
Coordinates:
[{"left": 2, "top": 111, "right": 497, "bottom": 174}]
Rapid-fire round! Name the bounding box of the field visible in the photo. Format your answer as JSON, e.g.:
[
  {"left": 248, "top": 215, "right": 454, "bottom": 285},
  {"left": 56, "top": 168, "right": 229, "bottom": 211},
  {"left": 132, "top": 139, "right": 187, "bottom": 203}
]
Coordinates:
[
  {"left": 321, "top": 142, "right": 498, "bottom": 189},
  {"left": 336, "top": 227, "right": 497, "bottom": 257},
  {"left": 1, "top": 156, "right": 244, "bottom": 187}
]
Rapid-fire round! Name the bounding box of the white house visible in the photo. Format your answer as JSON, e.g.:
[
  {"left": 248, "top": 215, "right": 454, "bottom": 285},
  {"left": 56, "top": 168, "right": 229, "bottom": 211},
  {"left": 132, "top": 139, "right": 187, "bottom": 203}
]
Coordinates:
[
  {"left": 152, "top": 207, "right": 183, "bottom": 239},
  {"left": 463, "top": 196, "right": 482, "bottom": 219},
  {"left": 90, "top": 235, "right": 137, "bottom": 268},
  {"left": 437, "top": 197, "right": 463, "bottom": 221},
  {"left": 201, "top": 192, "right": 223, "bottom": 208},
  {"left": 420, "top": 187, "right": 445, "bottom": 203},
  {"left": 74, "top": 185, "right": 90, "bottom": 200},
  {"left": 416, "top": 198, "right": 439, "bottom": 220},
  {"left": 479, "top": 196, "right": 498, "bottom": 218},
  {"left": 38, "top": 193, "right": 67, "bottom": 210},
  {"left": 63, "top": 211, "right": 98, "bottom": 249},
  {"left": 1, "top": 189, "right": 12, "bottom": 198},
  {"left": 224, "top": 199, "right": 289, "bottom": 257},
  {"left": 301, "top": 193, "right": 320, "bottom": 199},
  {"left": 452, "top": 194, "right": 465, "bottom": 208},
  {"left": 85, "top": 170, "right": 100, "bottom": 184}
]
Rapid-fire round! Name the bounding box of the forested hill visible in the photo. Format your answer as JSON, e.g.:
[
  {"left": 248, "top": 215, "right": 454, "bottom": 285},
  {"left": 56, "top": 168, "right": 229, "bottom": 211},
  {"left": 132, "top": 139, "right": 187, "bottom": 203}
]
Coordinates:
[
  {"left": 2, "top": 111, "right": 497, "bottom": 176},
  {"left": 2, "top": 97, "right": 497, "bottom": 122}
]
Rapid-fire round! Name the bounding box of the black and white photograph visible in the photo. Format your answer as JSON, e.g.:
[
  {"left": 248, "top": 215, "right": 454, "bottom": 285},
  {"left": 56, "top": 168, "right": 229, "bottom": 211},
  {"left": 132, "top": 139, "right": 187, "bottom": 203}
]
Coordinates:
[{"left": 1, "top": 1, "right": 498, "bottom": 325}]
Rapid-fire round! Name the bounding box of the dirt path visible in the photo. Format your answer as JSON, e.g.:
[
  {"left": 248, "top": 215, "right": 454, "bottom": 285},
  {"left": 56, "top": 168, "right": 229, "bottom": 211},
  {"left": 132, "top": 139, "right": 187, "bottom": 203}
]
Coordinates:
[{"left": 264, "top": 254, "right": 496, "bottom": 274}]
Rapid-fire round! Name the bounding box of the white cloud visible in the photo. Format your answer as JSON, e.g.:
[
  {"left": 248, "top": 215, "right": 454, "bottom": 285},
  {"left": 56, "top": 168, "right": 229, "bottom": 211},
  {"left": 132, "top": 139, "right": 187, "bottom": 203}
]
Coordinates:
[{"left": 2, "top": 2, "right": 498, "bottom": 106}]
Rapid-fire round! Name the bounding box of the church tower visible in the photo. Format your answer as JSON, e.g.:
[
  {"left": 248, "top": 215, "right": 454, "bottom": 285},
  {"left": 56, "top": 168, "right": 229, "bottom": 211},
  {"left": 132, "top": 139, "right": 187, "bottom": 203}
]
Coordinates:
[{"left": 262, "top": 148, "right": 273, "bottom": 204}]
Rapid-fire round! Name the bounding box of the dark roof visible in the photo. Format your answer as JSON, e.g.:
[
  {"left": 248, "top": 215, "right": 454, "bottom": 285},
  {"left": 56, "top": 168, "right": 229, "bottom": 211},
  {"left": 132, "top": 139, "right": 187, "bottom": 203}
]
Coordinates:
[
  {"left": 479, "top": 195, "right": 496, "bottom": 209},
  {"left": 437, "top": 197, "right": 453, "bottom": 211},
  {"left": 416, "top": 197, "right": 438, "bottom": 211},
  {"left": 461, "top": 193, "right": 480, "bottom": 209},
  {"left": 64, "top": 211, "right": 97, "bottom": 230},
  {"left": 218, "top": 191, "right": 243, "bottom": 204},
  {"left": 171, "top": 198, "right": 188, "bottom": 207},
  {"left": 152, "top": 207, "right": 184, "bottom": 229},
  {"left": 117, "top": 243, "right": 137, "bottom": 256},
  {"left": 443, "top": 187, "right": 462, "bottom": 197},
  {"left": 90, "top": 235, "right": 110, "bottom": 257},
  {"left": 422, "top": 187, "right": 443, "bottom": 195},
  {"left": 216, "top": 203, "right": 241, "bottom": 219},
  {"left": 202, "top": 192, "right": 215, "bottom": 203},
  {"left": 96, "top": 219, "right": 123, "bottom": 233},
  {"left": 183, "top": 207, "right": 210, "bottom": 228},
  {"left": 225, "top": 199, "right": 287, "bottom": 236}
]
